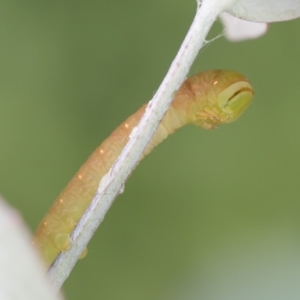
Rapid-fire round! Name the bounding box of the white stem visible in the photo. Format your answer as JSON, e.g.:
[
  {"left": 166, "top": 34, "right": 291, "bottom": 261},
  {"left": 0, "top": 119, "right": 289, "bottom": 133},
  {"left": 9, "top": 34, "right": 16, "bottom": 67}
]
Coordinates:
[{"left": 47, "top": 0, "right": 239, "bottom": 291}]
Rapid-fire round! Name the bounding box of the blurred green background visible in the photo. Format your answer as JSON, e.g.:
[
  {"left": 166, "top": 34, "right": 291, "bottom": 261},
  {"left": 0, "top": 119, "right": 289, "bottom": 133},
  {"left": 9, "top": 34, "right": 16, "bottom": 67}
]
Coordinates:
[{"left": 1, "top": 1, "right": 300, "bottom": 299}]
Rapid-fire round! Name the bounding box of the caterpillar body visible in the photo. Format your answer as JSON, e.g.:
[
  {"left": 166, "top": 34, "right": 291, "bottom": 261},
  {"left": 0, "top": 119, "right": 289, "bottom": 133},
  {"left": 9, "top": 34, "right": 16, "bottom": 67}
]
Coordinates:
[{"left": 33, "top": 70, "right": 254, "bottom": 266}]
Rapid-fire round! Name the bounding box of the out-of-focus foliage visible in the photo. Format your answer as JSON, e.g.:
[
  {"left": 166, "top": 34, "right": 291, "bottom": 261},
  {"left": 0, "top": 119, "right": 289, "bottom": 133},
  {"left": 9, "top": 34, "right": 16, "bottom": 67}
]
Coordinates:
[
  {"left": 0, "top": 1, "right": 300, "bottom": 299},
  {"left": 0, "top": 196, "right": 62, "bottom": 300},
  {"left": 227, "top": 0, "right": 300, "bottom": 22}
]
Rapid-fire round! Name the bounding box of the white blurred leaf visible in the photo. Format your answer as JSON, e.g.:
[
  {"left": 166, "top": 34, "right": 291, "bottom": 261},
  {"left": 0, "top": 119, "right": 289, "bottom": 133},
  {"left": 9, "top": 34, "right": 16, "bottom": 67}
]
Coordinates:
[
  {"left": 220, "top": 13, "right": 268, "bottom": 41},
  {"left": 226, "top": 0, "right": 300, "bottom": 22},
  {"left": 0, "top": 196, "right": 62, "bottom": 300}
]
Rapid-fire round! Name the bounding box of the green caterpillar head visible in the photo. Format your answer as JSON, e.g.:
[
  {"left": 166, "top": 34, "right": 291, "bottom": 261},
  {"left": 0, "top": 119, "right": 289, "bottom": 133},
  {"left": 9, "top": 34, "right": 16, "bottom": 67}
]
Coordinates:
[
  {"left": 190, "top": 70, "right": 254, "bottom": 129},
  {"left": 217, "top": 79, "right": 253, "bottom": 123}
]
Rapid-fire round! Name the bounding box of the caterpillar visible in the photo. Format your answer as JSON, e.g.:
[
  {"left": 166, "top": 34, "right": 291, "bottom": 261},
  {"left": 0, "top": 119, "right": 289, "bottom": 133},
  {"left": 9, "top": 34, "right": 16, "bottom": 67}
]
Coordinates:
[{"left": 33, "top": 70, "right": 254, "bottom": 266}]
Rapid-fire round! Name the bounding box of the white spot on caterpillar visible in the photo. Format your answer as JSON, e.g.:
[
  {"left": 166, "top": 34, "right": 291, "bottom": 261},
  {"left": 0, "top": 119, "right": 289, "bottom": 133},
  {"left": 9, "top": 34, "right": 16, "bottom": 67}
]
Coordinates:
[
  {"left": 129, "top": 126, "right": 138, "bottom": 139},
  {"left": 97, "top": 173, "right": 110, "bottom": 193}
]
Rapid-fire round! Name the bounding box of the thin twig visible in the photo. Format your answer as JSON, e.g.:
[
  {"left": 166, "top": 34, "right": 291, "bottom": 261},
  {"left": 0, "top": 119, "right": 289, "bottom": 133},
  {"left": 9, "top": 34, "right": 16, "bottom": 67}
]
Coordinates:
[{"left": 48, "top": 0, "right": 239, "bottom": 291}]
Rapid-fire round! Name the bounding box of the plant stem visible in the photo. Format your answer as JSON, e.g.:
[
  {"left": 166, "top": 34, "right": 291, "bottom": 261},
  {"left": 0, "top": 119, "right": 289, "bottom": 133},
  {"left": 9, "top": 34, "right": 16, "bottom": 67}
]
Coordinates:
[{"left": 47, "top": 0, "right": 239, "bottom": 291}]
